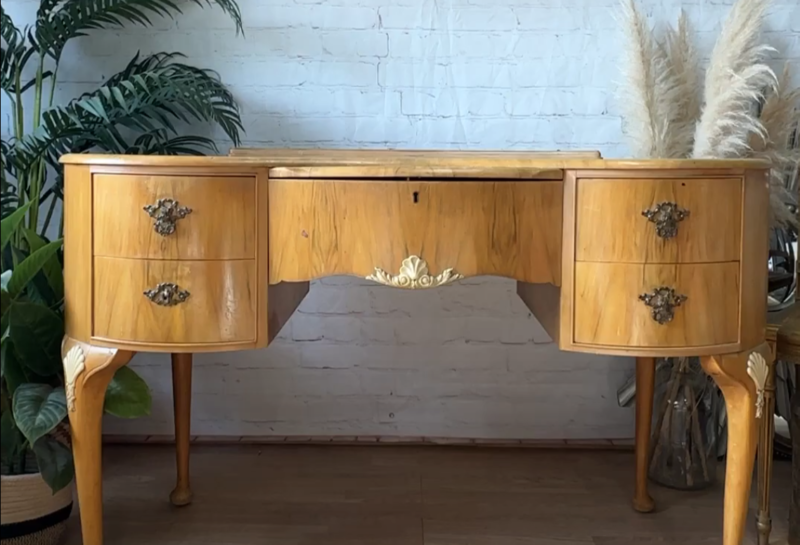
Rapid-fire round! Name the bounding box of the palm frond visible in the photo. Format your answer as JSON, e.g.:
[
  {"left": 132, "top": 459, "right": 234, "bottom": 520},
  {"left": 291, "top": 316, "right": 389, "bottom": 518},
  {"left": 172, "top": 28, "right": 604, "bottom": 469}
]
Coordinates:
[
  {"left": 12, "top": 52, "right": 242, "bottom": 173},
  {"left": 1, "top": 9, "right": 36, "bottom": 95},
  {"left": 34, "top": 0, "right": 243, "bottom": 60},
  {"left": 124, "top": 129, "right": 218, "bottom": 155}
]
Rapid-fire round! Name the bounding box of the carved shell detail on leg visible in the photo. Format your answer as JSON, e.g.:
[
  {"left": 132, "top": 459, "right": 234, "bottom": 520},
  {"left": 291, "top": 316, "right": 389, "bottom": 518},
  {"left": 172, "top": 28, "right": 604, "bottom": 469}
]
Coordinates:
[
  {"left": 746, "top": 351, "right": 768, "bottom": 419},
  {"left": 63, "top": 345, "right": 86, "bottom": 412}
]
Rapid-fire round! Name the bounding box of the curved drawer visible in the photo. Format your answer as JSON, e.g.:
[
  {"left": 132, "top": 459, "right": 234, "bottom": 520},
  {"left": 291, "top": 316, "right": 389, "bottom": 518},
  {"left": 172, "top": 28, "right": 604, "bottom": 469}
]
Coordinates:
[
  {"left": 93, "top": 257, "right": 256, "bottom": 344},
  {"left": 575, "top": 177, "right": 742, "bottom": 263},
  {"left": 573, "top": 261, "right": 740, "bottom": 348},
  {"left": 268, "top": 179, "right": 563, "bottom": 285},
  {"left": 93, "top": 174, "right": 256, "bottom": 260}
]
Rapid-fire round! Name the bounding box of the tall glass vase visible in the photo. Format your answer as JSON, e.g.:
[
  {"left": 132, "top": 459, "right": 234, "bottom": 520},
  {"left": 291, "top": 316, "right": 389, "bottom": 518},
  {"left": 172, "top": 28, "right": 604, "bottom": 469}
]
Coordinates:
[{"left": 648, "top": 357, "right": 721, "bottom": 490}]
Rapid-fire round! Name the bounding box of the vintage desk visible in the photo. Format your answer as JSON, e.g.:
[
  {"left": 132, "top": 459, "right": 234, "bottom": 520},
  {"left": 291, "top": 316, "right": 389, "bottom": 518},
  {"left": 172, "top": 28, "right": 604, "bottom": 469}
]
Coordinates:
[{"left": 60, "top": 150, "right": 771, "bottom": 545}]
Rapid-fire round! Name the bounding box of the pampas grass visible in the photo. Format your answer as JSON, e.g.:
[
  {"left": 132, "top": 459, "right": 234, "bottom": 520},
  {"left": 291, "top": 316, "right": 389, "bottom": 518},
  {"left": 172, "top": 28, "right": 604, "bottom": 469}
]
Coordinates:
[
  {"left": 750, "top": 63, "right": 800, "bottom": 227},
  {"left": 663, "top": 11, "right": 701, "bottom": 159},
  {"left": 692, "top": 0, "right": 776, "bottom": 159},
  {"left": 618, "top": 0, "right": 798, "bottom": 228},
  {"left": 618, "top": 0, "right": 662, "bottom": 158},
  {"left": 618, "top": 0, "right": 684, "bottom": 158}
]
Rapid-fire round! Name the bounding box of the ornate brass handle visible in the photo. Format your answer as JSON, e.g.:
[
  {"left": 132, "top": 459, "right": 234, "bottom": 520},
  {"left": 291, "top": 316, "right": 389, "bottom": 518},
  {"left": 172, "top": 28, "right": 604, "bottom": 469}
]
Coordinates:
[
  {"left": 144, "top": 282, "right": 190, "bottom": 306},
  {"left": 638, "top": 287, "right": 687, "bottom": 325},
  {"left": 143, "top": 198, "right": 192, "bottom": 236},
  {"left": 641, "top": 202, "right": 689, "bottom": 239}
]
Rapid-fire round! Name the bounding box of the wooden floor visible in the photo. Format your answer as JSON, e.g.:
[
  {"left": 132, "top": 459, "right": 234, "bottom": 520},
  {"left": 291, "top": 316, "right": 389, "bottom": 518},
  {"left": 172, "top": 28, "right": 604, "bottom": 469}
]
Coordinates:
[{"left": 65, "top": 444, "right": 792, "bottom": 545}]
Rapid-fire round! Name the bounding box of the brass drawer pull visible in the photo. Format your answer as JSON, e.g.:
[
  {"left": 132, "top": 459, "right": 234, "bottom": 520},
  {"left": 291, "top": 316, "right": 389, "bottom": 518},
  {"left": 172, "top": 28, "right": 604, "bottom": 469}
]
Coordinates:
[
  {"left": 143, "top": 198, "right": 192, "bottom": 236},
  {"left": 639, "top": 287, "right": 687, "bottom": 325},
  {"left": 144, "top": 282, "right": 190, "bottom": 306},
  {"left": 641, "top": 202, "right": 689, "bottom": 239}
]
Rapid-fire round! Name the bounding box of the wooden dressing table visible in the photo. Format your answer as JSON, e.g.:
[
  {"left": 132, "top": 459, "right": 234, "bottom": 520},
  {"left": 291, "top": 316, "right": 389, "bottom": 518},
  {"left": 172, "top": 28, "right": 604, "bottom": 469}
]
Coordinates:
[{"left": 60, "top": 150, "right": 771, "bottom": 545}]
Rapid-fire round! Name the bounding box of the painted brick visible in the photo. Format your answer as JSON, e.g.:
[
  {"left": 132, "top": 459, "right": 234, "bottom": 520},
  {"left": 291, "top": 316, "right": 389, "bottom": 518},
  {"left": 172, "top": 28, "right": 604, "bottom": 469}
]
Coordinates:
[
  {"left": 387, "top": 31, "right": 518, "bottom": 58},
  {"left": 321, "top": 31, "right": 389, "bottom": 57},
  {"left": 379, "top": 7, "right": 518, "bottom": 31}
]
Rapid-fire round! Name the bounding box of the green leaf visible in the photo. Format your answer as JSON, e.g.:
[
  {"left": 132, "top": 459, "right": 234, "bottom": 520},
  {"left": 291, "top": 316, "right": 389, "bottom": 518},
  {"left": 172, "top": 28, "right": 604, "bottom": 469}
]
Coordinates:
[
  {"left": 7, "top": 302, "right": 63, "bottom": 377},
  {"left": 22, "top": 230, "right": 63, "bottom": 301},
  {"left": 13, "top": 53, "right": 243, "bottom": 174},
  {"left": 12, "top": 384, "right": 67, "bottom": 446},
  {"left": 1, "top": 410, "right": 24, "bottom": 467},
  {"left": 32, "top": 435, "right": 74, "bottom": 493},
  {"left": 7, "top": 240, "right": 63, "bottom": 298},
  {"left": 1, "top": 339, "right": 28, "bottom": 393},
  {"left": 0, "top": 202, "right": 31, "bottom": 251},
  {"left": 1, "top": 288, "right": 9, "bottom": 323},
  {"left": 104, "top": 366, "right": 152, "bottom": 418}
]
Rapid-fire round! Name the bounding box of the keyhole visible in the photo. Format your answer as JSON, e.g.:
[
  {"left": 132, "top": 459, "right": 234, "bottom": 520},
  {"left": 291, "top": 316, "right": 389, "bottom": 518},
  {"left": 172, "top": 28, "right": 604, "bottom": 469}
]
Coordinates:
[{"left": 412, "top": 191, "right": 419, "bottom": 204}]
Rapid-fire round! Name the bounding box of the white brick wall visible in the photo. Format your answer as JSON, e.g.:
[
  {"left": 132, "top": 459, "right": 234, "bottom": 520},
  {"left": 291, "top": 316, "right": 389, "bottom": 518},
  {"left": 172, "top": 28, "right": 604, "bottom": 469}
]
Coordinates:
[{"left": 2, "top": 0, "right": 798, "bottom": 439}]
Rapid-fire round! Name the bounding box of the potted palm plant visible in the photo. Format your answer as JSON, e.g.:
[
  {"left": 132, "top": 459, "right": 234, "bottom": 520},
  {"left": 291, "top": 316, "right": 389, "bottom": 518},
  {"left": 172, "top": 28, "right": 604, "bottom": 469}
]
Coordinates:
[
  {"left": 1, "top": 200, "right": 153, "bottom": 544},
  {"left": 1, "top": 1, "right": 245, "bottom": 543}
]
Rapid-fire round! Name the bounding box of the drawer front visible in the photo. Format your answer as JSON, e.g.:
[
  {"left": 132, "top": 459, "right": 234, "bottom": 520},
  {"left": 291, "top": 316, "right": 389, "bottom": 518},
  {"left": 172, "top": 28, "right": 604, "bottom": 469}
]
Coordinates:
[
  {"left": 93, "top": 174, "right": 256, "bottom": 260},
  {"left": 269, "top": 179, "right": 563, "bottom": 285},
  {"left": 93, "top": 257, "right": 257, "bottom": 344},
  {"left": 573, "top": 262, "right": 740, "bottom": 348},
  {"left": 576, "top": 178, "right": 742, "bottom": 263}
]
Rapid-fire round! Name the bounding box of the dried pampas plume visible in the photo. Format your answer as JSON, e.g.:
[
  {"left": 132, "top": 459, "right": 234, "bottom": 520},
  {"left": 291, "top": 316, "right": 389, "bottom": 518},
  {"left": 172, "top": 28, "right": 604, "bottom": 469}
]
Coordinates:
[
  {"left": 617, "top": 0, "right": 798, "bottom": 228},
  {"left": 749, "top": 63, "right": 800, "bottom": 228},
  {"left": 618, "top": 0, "right": 683, "bottom": 158},
  {"left": 617, "top": 0, "right": 660, "bottom": 158},
  {"left": 663, "top": 11, "right": 701, "bottom": 159},
  {"left": 692, "top": 0, "right": 776, "bottom": 159}
]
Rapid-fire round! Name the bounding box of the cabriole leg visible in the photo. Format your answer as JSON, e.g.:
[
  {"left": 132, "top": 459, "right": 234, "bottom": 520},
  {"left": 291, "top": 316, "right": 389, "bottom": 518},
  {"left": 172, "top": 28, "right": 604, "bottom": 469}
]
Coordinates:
[
  {"left": 701, "top": 343, "right": 769, "bottom": 545},
  {"left": 62, "top": 337, "right": 135, "bottom": 545},
  {"left": 170, "top": 353, "right": 194, "bottom": 507},
  {"left": 756, "top": 352, "right": 776, "bottom": 545}
]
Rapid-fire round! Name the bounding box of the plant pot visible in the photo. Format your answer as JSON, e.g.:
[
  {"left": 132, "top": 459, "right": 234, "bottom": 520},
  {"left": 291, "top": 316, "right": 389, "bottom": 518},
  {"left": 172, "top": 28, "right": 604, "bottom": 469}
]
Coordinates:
[{"left": 0, "top": 473, "right": 73, "bottom": 545}]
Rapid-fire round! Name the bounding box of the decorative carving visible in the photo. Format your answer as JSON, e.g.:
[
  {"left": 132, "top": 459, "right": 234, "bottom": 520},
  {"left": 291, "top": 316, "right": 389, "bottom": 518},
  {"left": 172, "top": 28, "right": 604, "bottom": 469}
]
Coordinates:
[
  {"left": 63, "top": 345, "right": 86, "bottom": 412},
  {"left": 144, "top": 282, "right": 190, "bottom": 306},
  {"left": 366, "top": 255, "right": 463, "bottom": 289},
  {"left": 747, "top": 351, "right": 768, "bottom": 419},
  {"left": 638, "top": 287, "right": 688, "bottom": 324},
  {"left": 143, "top": 198, "right": 192, "bottom": 236},
  {"left": 642, "top": 202, "right": 689, "bottom": 239}
]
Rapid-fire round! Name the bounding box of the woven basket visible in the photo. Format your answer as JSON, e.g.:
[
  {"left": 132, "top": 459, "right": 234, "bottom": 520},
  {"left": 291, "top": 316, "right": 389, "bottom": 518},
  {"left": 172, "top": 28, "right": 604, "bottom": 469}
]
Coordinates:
[
  {"left": 0, "top": 473, "right": 73, "bottom": 545},
  {"left": 1, "top": 427, "right": 74, "bottom": 545}
]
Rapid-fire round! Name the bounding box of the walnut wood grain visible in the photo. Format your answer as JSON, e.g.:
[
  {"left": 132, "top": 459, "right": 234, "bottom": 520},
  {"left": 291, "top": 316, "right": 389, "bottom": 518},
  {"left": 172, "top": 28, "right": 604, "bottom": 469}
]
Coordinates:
[
  {"left": 268, "top": 165, "right": 565, "bottom": 179},
  {"left": 575, "top": 177, "right": 742, "bottom": 263},
  {"left": 63, "top": 165, "right": 93, "bottom": 342},
  {"left": 573, "top": 262, "right": 740, "bottom": 348},
  {"left": 268, "top": 179, "right": 563, "bottom": 285},
  {"left": 93, "top": 174, "right": 256, "bottom": 260},
  {"left": 93, "top": 257, "right": 257, "bottom": 345},
  {"left": 739, "top": 169, "right": 771, "bottom": 351},
  {"left": 60, "top": 152, "right": 770, "bottom": 171},
  {"left": 57, "top": 151, "right": 773, "bottom": 545}
]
